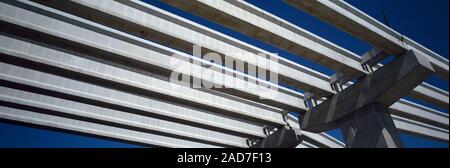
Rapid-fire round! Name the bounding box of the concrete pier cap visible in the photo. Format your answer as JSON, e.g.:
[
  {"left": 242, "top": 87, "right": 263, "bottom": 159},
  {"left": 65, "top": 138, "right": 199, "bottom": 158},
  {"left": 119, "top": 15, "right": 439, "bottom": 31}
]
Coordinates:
[{"left": 300, "top": 50, "right": 435, "bottom": 147}]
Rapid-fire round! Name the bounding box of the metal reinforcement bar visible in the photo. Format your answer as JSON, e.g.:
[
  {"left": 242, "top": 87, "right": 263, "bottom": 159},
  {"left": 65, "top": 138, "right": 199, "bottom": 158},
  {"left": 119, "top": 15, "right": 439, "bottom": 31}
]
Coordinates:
[
  {"left": 161, "top": 0, "right": 448, "bottom": 109},
  {"left": 284, "top": 0, "right": 449, "bottom": 81}
]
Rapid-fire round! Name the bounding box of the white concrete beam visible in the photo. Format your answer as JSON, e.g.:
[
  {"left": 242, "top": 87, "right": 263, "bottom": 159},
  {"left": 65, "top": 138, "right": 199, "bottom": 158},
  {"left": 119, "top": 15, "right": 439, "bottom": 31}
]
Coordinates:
[
  {"left": 0, "top": 62, "right": 267, "bottom": 138},
  {"left": 391, "top": 99, "right": 449, "bottom": 129},
  {"left": 0, "top": 34, "right": 286, "bottom": 127},
  {"left": 0, "top": 37, "right": 347, "bottom": 147},
  {"left": 0, "top": 0, "right": 447, "bottom": 146},
  {"left": 162, "top": 0, "right": 366, "bottom": 79},
  {"left": 162, "top": 0, "right": 448, "bottom": 109},
  {"left": 158, "top": 0, "right": 449, "bottom": 125},
  {"left": 65, "top": 2, "right": 448, "bottom": 129},
  {"left": 284, "top": 0, "right": 449, "bottom": 80},
  {"left": 31, "top": 0, "right": 335, "bottom": 97},
  {"left": 0, "top": 86, "right": 248, "bottom": 147},
  {"left": 393, "top": 115, "right": 449, "bottom": 142},
  {"left": 0, "top": 0, "right": 306, "bottom": 111},
  {"left": 0, "top": 106, "right": 221, "bottom": 148},
  {"left": 0, "top": 61, "right": 345, "bottom": 148}
]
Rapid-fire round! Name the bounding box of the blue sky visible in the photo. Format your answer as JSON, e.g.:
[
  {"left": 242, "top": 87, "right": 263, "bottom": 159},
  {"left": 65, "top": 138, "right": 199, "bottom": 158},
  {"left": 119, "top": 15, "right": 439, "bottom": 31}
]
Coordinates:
[{"left": 0, "top": 0, "right": 448, "bottom": 148}]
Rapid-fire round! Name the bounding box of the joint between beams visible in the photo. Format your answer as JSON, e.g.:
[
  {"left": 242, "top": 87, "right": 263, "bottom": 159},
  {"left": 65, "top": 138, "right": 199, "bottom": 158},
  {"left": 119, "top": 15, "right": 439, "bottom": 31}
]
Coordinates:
[
  {"left": 361, "top": 48, "right": 390, "bottom": 73},
  {"left": 303, "top": 92, "right": 319, "bottom": 109},
  {"left": 330, "top": 72, "right": 353, "bottom": 92}
]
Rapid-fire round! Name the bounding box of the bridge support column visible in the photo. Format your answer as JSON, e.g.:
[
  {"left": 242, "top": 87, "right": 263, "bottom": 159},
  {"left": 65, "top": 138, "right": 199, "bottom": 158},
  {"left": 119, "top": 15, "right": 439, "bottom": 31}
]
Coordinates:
[
  {"left": 300, "top": 50, "right": 434, "bottom": 148},
  {"left": 339, "top": 103, "right": 403, "bottom": 148}
]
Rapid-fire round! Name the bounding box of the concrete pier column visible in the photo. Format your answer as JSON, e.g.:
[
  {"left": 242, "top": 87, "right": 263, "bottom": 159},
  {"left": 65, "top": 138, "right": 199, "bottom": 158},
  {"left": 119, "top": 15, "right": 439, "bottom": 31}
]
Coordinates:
[
  {"left": 339, "top": 103, "right": 403, "bottom": 148},
  {"left": 300, "top": 50, "right": 434, "bottom": 148}
]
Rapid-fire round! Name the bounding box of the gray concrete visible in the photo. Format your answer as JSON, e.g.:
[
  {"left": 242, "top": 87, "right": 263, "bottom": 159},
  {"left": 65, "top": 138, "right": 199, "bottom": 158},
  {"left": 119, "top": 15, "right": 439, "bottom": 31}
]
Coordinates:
[
  {"left": 390, "top": 99, "right": 449, "bottom": 130},
  {"left": 0, "top": 2, "right": 297, "bottom": 125},
  {"left": 0, "top": 106, "right": 221, "bottom": 148},
  {"left": 286, "top": 114, "right": 345, "bottom": 148},
  {"left": 303, "top": 50, "right": 437, "bottom": 147},
  {"left": 0, "top": 0, "right": 307, "bottom": 112},
  {"left": 162, "top": 0, "right": 449, "bottom": 108},
  {"left": 0, "top": 0, "right": 447, "bottom": 148},
  {"left": 0, "top": 35, "right": 283, "bottom": 133},
  {"left": 161, "top": 0, "right": 366, "bottom": 80},
  {"left": 32, "top": 0, "right": 448, "bottom": 122},
  {"left": 0, "top": 104, "right": 326, "bottom": 148},
  {"left": 361, "top": 48, "right": 389, "bottom": 67},
  {"left": 79, "top": 1, "right": 448, "bottom": 130},
  {"left": 161, "top": 0, "right": 365, "bottom": 93},
  {"left": 392, "top": 115, "right": 449, "bottom": 142},
  {"left": 251, "top": 125, "right": 302, "bottom": 148},
  {"left": 339, "top": 103, "right": 403, "bottom": 148},
  {"left": 284, "top": 0, "right": 449, "bottom": 80},
  {"left": 330, "top": 72, "right": 353, "bottom": 86},
  {"left": 301, "top": 50, "right": 435, "bottom": 134},
  {"left": 0, "top": 85, "right": 248, "bottom": 147},
  {"left": 38, "top": 0, "right": 335, "bottom": 98},
  {"left": 0, "top": 28, "right": 349, "bottom": 146}
]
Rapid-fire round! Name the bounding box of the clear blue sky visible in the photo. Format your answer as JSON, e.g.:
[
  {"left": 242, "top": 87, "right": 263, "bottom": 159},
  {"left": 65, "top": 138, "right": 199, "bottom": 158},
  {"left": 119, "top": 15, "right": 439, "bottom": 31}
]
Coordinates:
[{"left": 0, "top": 0, "right": 448, "bottom": 148}]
